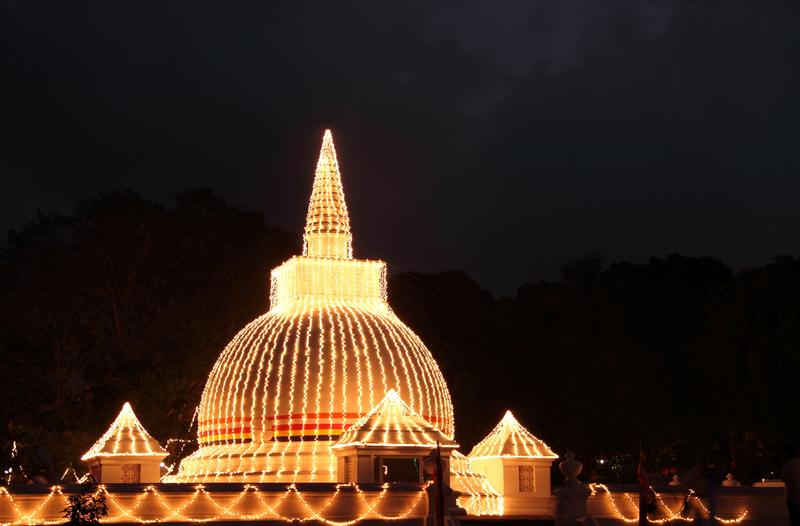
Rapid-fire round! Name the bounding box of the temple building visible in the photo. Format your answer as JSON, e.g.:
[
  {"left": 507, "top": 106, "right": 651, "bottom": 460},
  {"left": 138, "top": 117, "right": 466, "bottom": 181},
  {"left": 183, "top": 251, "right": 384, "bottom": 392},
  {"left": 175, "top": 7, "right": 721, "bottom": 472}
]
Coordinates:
[
  {"left": 142, "top": 129, "right": 555, "bottom": 516},
  {"left": 167, "top": 130, "right": 455, "bottom": 483},
  {"left": 330, "top": 389, "right": 458, "bottom": 485},
  {"left": 467, "top": 411, "right": 557, "bottom": 515}
]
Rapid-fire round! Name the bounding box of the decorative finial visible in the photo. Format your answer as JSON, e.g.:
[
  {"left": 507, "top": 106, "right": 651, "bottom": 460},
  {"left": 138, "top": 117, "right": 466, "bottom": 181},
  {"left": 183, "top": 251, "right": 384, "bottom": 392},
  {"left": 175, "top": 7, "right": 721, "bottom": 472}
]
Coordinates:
[
  {"left": 559, "top": 450, "right": 583, "bottom": 483},
  {"left": 303, "top": 129, "right": 353, "bottom": 259}
]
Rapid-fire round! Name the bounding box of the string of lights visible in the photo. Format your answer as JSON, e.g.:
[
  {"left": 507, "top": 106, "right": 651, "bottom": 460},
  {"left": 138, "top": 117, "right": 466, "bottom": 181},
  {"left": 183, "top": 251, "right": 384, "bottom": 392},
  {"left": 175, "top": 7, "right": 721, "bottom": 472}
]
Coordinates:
[
  {"left": 331, "top": 389, "right": 455, "bottom": 449},
  {"left": 468, "top": 410, "right": 556, "bottom": 460},
  {"left": 0, "top": 486, "right": 66, "bottom": 525},
  {"left": 3, "top": 443, "right": 28, "bottom": 485},
  {"left": 82, "top": 403, "right": 167, "bottom": 461},
  {"left": 588, "top": 483, "right": 748, "bottom": 524},
  {"left": 0, "top": 483, "right": 430, "bottom": 525}
]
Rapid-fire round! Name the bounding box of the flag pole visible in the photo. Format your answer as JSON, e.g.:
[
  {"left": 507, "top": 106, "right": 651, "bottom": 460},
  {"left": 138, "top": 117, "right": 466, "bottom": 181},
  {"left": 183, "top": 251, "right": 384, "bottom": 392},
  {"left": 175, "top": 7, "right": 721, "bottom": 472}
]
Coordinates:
[
  {"left": 435, "top": 441, "right": 445, "bottom": 526},
  {"left": 638, "top": 442, "right": 648, "bottom": 526}
]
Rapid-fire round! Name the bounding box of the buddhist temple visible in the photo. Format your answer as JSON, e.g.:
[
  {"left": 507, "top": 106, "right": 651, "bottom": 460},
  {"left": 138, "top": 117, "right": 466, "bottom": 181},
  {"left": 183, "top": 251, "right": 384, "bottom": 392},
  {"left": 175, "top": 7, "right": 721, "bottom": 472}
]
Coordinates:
[{"left": 167, "top": 130, "right": 454, "bottom": 483}]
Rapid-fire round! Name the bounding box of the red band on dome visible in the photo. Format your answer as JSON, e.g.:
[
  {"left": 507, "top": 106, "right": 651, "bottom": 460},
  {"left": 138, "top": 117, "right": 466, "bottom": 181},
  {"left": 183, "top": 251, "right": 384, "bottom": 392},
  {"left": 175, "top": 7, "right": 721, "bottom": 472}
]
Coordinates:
[
  {"left": 266, "top": 412, "right": 364, "bottom": 421},
  {"left": 200, "top": 427, "right": 252, "bottom": 437},
  {"left": 198, "top": 417, "right": 251, "bottom": 426},
  {"left": 271, "top": 423, "right": 347, "bottom": 431}
]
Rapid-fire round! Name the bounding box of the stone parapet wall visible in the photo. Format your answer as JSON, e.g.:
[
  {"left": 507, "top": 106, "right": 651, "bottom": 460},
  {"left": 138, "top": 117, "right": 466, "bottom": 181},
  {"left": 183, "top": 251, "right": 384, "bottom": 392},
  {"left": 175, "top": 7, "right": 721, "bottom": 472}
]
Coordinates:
[
  {"left": 0, "top": 482, "right": 430, "bottom": 525},
  {"left": 587, "top": 484, "right": 788, "bottom": 525}
]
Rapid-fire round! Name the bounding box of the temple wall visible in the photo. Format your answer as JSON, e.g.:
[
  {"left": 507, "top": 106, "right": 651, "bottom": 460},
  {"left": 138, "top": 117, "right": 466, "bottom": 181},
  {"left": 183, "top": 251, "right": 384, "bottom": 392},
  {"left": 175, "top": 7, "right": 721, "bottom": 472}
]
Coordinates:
[
  {"left": 0, "top": 482, "right": 429, "bottom": 524},
  {"left": 1, "top": 482, "right": 792, "bottom": 524},
  {"left": 586, "top": 484, "right": 788, "bottom": 525}
]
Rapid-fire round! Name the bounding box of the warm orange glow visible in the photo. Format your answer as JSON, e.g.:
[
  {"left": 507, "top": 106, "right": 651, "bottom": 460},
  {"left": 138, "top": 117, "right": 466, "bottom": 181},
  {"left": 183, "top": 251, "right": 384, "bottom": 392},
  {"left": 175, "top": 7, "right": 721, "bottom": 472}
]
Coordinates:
[
  {"left": 168, "top": 130, "right": 453, "bottom": 483},
  {"left": 0, "top": 483, "right": 429, "bottom": 525},
  {"left": 468, "top": 410, "right": 556, "bottom": 460},
  {"left": 303, "top": 129, "right": 353, "bottom": 260},
  {"left": 449, "top": 451, "right": 503, "bottom": 516},
  {"left": 331, "top": 389, "right": 456, "bottom": 450},
  {"left": 589, "top": 484, "right": 748, "bottom": 524},
  {"left": 81, "top": 402, "right": 167, "bottom": 460}
]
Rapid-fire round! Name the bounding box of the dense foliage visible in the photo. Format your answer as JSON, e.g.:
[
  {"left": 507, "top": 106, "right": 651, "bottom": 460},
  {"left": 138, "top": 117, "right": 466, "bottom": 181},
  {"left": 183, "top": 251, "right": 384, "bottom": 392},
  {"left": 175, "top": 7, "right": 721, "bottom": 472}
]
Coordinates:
[
  {"left": 63, "top": 484, "right": 107, "bottom": 525},
  {"left": 1, "top": 190, "right": 798, "bottom": 484}
]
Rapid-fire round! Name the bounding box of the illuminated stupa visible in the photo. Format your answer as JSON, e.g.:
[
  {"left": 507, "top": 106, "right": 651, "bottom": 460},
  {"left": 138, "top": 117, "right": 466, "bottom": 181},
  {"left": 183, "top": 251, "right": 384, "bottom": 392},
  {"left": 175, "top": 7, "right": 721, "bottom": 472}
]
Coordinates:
[{"left": 170, "top": 130, "right": 454, "bottom": 482}]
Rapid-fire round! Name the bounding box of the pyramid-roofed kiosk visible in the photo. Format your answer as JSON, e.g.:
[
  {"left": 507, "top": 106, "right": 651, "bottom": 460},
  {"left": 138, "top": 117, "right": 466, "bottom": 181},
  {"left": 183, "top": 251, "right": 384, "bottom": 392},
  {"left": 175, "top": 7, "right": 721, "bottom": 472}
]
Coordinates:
[
  {"left": 468, "top": 411, "right": 557, "bottom": 516},
  {"left": 331, "top": 389, "right": 457, "bottom": 484},
  {"left": 82, "top": 402, "right": 168, "bottom": 483},
  {"left": 168, "top": 130, "right": 454, "bottom": 482}
]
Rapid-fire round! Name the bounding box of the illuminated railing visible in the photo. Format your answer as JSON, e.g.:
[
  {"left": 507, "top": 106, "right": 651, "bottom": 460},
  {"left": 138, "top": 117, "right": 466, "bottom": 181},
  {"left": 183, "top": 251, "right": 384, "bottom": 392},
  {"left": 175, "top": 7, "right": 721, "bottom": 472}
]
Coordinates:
[
  {"left": 588, "top": 483, "right": 749, "bottom": 524},
  {"left": 0, "top": 482, "right": 430, "bottom": 525}
]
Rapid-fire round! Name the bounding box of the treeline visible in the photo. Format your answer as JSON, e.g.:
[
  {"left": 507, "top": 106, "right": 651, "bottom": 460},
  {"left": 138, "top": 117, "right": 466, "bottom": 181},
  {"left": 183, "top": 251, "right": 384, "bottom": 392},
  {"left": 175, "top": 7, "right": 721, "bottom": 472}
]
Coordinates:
[{"left": 1, "top": 190, "right": 798, "bottom": 484}]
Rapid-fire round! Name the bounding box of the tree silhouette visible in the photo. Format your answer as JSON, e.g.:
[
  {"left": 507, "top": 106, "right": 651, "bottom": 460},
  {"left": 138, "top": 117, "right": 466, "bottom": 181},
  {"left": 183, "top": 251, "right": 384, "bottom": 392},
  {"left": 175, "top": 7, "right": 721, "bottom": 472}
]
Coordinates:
[{"left": 2, "top": 190, "right": 799, "bottom": 484}]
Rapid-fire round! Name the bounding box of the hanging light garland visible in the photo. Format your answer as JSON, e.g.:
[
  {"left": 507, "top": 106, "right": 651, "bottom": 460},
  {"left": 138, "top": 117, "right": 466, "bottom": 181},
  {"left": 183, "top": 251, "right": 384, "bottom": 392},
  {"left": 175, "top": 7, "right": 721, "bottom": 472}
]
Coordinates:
[
  {"left": 588, "top": 483, "right": 748, "bottom": 524},
  {"left": 0, "top": 482, "right": 430, "bottom": 525}
]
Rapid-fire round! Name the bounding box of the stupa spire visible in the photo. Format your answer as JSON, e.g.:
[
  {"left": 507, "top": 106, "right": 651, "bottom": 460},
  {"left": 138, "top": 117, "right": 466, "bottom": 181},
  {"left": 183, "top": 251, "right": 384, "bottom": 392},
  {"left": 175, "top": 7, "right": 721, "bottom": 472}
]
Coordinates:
[{"left": 303, "top": 129, "right": 353, "bottom": 259}]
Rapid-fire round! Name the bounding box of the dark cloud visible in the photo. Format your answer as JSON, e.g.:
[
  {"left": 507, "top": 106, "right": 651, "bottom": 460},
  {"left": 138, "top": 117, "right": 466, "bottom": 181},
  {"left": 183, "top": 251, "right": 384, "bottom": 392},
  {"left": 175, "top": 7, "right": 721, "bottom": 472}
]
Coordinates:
[{"left": 2, "top": 0, "right": 798, "bottom": 294}]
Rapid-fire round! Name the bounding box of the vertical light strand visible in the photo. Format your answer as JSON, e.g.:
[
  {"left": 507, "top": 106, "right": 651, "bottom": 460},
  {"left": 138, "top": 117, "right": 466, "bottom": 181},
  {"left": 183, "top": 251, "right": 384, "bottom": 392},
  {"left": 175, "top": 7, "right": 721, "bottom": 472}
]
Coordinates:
[
  {"left": 278, "top": 300, "right": 307, "bottom": 477},
  {"left": 310, "top": 303, "right": 326, "bottom": 480},
  {"left": 258, "top": 309, "right": 290, "bottom": 480},
  {"left": 213, "top": 317, "right": 264, "bottom": 478},
  {"left": 241, "top": 313, "right": 283, "bottom": 478},
  {"left": 342, "top": 303, "right": 384, "bottom": 405},
  {"left": 229, "top": 316, "right": 272, "bottom": 478},
  {"left": 368, "top": 309, "right": 416, "bottom": 409},
  {"left": 375, "top": 313, "right": 431, "bottom": 432},
  {"left": 295, "top": 301, "right": 314, "bottom": 481},
  {"left": 343, "top": 303, "right": 364, "bottom": 419},
  {"left": 325, "top": 302, "right": 338, "bottom": 480},
  {"left": 268, "top": 304, "right": 302, "bottom": 477}
]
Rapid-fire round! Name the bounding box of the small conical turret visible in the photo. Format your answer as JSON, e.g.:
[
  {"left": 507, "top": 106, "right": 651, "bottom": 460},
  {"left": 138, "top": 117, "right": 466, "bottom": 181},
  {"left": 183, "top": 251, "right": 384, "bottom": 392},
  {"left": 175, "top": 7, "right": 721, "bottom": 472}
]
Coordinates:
[
  {"left": 81, "top": 402, "right": 167, "bottom": 460},
  {"left": 468, "top": 410, "right": 556, "bottom": 459},
  {"left": 303, "top": 129, "right": 353, "bottom": 259}
]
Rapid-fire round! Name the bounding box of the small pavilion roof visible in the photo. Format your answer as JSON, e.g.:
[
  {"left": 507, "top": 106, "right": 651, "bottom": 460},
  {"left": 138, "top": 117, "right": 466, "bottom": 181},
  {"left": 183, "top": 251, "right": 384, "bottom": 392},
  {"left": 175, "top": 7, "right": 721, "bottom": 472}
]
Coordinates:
[
  {"left": 468, "top": 410, "right": 556, "bottom": 459},
  {"left": 332, "top": 390, "right": 457, "bottom": 449},
  {"left": 81, "top": 402, "right": 167, "bottom": 460}
]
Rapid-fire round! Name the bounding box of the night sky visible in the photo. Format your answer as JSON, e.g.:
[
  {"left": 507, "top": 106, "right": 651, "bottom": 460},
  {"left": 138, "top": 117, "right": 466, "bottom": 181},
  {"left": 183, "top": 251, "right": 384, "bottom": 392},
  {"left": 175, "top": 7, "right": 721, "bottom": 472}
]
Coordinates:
[{"left": 3, "top": 1, "right": 799, "bottom": 295}]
